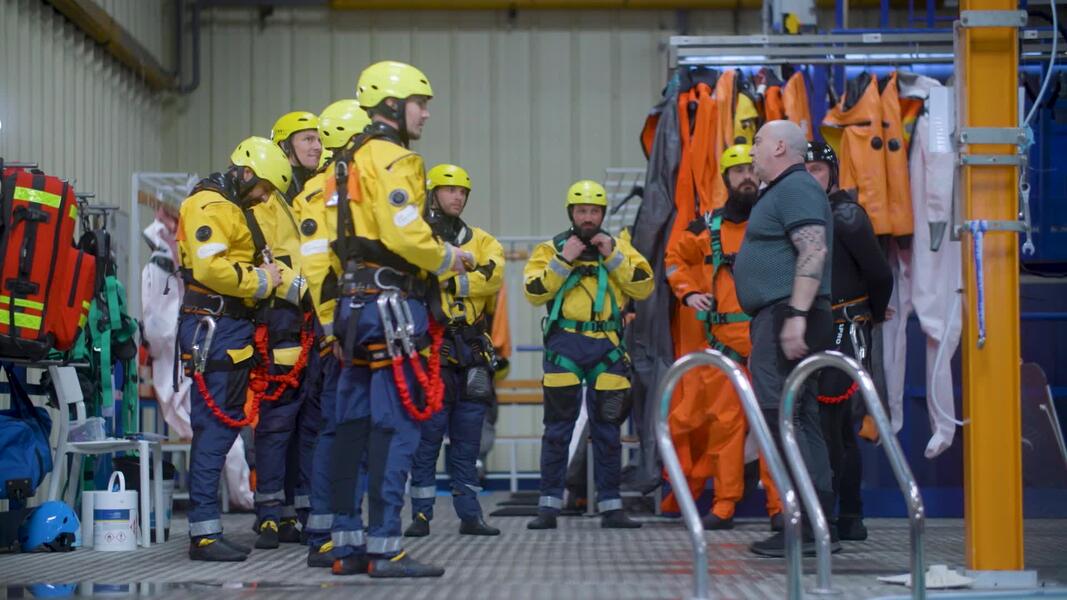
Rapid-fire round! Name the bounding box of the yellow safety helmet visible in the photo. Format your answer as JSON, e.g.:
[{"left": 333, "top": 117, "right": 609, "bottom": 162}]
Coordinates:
[
  {"left": 270, "top": 111, "right": 319, "bottom": 146},
  {"left": 230, "top": 136, "right": 293, "bottom": 193},
  {"left": 566, "top": 180, "right": 608, "bottom": 208},
  {"left": 357, "top": 61, "right": 434, "bottom": 110},
  {"left": 733, "top": 93, "right": 759, "bottom": 145},
  {"left": 427, "top": 164, "right": 472, "bottom": 192},
  {"left": 318, "top": 100, "right": 370, "bottom": 150},
  {"left": 317, "top": 148, "right": 334, "bottom": 171},
  {"left": 719, "top": 144, "right": 753, "bottom": 175}
]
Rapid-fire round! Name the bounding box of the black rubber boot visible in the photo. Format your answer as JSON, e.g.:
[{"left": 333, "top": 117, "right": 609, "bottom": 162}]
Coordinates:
[
  {"left": 218, "top": 536, "right": 251, "bottom": 555},
  {"left": 332, "top": 554, "right": 370, "bottom": 576},
  {"left": 701, "top": 514, "right": 735, "bottom": 531},
  {"left": 404, "top": 513, "right": 430, "bottom": 537},
  {"left": 750, "top": 526, "right": 843, "bottom": 557},
  {"left": 368, "top": 552, "right": 445, "bottom": 578},
  {"left": 837, "top": 516, "right": 868, "bottom": 541},
  {"left": 278, "top": 518, "right": 302, "bottom": 544},
  {"left": 255, "top": 520, "right": 280, "bottom": 550},
  {"left": 307, "top": 543, "right": 334, "bottom": 568},
  {"left": 189, "top": 537, "right": 248, "bottom": 562},
  {"left": 459, "top": 518, "right": 500, "bottom": 536},
  {"left": 601, "top": 510, "right": 642, "bottom": 529},
  {"left": 526, "top": 513, "right": 558, "bottom": 530},
  {"left": 769, "top": 513, "right": 785, "bottom": 532}
]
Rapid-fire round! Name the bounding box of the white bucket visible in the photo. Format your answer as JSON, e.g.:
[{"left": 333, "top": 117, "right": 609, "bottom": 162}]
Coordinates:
[
  {"left": 92, "top": 471, "right": 139, "bottom": 551},
  {"left": 80, "top": 490, "right": 94, "bottom": 548},
  {"left": 150, "top": 479, "right": 175, "bottom": 542}
]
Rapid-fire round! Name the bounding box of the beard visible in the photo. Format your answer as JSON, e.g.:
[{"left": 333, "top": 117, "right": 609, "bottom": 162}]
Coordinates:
[
  {"left": 575, "top": 222, "right": 600, "bottom": 241},
  {"left": 725, "top": 186, "right": 758, "bottom": 219}
]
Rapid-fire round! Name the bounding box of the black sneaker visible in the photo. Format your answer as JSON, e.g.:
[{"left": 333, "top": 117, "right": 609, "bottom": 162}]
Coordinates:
[
  {"left": 601, "top": 510, "right": 642, "bottom": 529},
  {"left": 526, "top": 513, "right": 558, "bottom": 530},
  {"left": 769, "top": 513, "right": 785, "bottom": 532},
  {"left": 189, "top": 537, "right": 248, "bottom": 562},
  {"left": 837, "top": 516, "right": 868, "bottom": 541},
  {"left": 332, "top": 554, "right": 370, "bottom": 576},
  {"left": 404, "top": 513, "right": 430, "bottom": 537},
  {"left": 459, "top": 518, "right": 500, "bottom": 536},
  {"left": 255, "top": 520, "right": 280, "bottom": 550},
  {"left": 701, "top": 514, "right": 735, "bottom": 530},
  {"left": 750, "top": 531, "right": 843, "bottom": 557},
  {"left": 307, "top": 542, "right": 334, "bottom": 568},
  {"left": 278, "top": 518, "right": 302, "bottom": 544},
  {"left": 368, "top": 552, "right": 445, "bottom": 578}
]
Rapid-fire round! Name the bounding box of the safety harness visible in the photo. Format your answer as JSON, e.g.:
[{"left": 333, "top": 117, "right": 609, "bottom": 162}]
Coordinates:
[
  {"left": 180, "top": 173, "right": 315, "bottom": 429},
  {"left": 541, "top": 233, "right": 626, "bottom": 385},
  {"left": 329, "top": 127, "right": 445, "bottom": 422},
  {"left": 818, "top": 295, "right": 872, "bottom": 405},
  {"left": 695, "top": 209, "right": 751, "bottom": 363}
]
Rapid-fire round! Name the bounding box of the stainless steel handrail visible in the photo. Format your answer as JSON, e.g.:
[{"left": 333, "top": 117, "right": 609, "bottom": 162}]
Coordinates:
[
  {"left": 782, "top": 351, "right": 926, "bottom": 600},
  {"left": 656, "top": 350, "right": 804, "bottom": 600}
]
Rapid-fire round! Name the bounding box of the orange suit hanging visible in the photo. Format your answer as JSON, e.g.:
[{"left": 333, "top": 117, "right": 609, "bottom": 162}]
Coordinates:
[{"left": 880, "top": 71, "right": 914, "bottom": 237}]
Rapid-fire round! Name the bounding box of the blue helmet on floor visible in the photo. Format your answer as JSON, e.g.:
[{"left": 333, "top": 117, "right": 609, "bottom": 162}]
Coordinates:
[{"left": 19, "top": 501, "right": 80, "bottom": 552}]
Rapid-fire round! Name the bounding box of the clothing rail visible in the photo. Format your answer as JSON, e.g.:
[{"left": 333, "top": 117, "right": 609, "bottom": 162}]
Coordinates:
[
  {"left": 781, "top": 351, "right": 926, "bottom": 600},
  {"left": 669, "top": 30, "right": 1062, "bottom": 67},
  {"left": 656, "top": 350, "right": 803, "bottom": 600}
]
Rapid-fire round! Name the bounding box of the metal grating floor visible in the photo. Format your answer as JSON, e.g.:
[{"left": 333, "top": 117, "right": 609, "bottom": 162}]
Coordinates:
[{"left": 2, "top": 493, "right": 1066, "bottom": 599}]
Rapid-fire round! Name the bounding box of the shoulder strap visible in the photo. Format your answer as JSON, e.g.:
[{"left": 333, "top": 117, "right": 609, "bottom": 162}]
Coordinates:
[
  {"left": 241, "top": 208, "right": 267, "bottom": 261},
  {"left": 707, "top": 208, "right": 726, "bottom": 273}
]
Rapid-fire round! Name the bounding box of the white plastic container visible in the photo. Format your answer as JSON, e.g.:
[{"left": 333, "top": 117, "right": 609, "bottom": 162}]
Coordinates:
[{"left": 92, "top": 471, "right": 139, "bottom": 551}]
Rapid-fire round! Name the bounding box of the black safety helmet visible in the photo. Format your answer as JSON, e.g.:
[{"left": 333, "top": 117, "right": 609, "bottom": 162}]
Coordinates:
[{"left": 805, "top": 141, "right": 839, "bottom": 193}]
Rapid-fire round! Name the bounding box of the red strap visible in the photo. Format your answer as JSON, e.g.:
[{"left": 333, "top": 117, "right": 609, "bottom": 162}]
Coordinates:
[{"left": 818, "top": 381, "right": 859, "bottom": 405}]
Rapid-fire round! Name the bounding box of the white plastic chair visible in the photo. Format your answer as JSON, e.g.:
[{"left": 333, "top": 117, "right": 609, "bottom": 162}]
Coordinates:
[{"left": 45, "top": 366, "right": 164, "bottom": 547}]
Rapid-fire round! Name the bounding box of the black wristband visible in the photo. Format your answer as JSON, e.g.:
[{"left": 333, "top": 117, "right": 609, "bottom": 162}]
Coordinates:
[{"left": 783, "top": 305, "right": 809, "bottom": 319}]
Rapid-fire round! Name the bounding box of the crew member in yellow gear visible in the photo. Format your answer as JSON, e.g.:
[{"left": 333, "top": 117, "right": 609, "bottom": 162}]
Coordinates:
[
  {"left": 177, "top": 137, "right": 292, "bottom": 562},
  {"left": 664, "top": 144, "right": 785, "bottom": 531},
  {"left": 524, "top": 180, "right": 654, "bottom": 530},
  {"left": 271, "top": 111, "right": 323, "bottom": 200},
  {"left": 324, "top": 60, "right": 469, "bottom": 578},
  {"left": 246, "top": 112, "right": 320, "bottom": 550},
  {"left": 292, "top": 98, "right": 370, "bottom": 568},
  {"left": 404, "top": 164, "right": 504, "bottom": 538}
]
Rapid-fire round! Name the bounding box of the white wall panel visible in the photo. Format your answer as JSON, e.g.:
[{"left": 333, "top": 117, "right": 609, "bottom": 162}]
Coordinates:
[{"left": 0, "top": 0, "right": 163, "bottom": 214}]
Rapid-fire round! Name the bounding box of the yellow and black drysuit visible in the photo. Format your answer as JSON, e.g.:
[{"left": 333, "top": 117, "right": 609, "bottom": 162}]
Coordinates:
[{"left": 524, "top": 228, "right": 653, "bottom": 515}]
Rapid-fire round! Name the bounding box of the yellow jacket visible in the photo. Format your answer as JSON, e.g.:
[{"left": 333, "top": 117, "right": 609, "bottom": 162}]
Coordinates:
[
  {"left": 250, "top": 192, "right": 307, "bottom": 306},
  {"left": 438, "top": 225, "right": 505, "bottom": 325},
  {"left": 177, "top": 188, "right": 274, "bottom": 304},
  {"left": 523, "top": 232, "right": 654, "bottom": 343},
  {"left": 323, "top": 136, "right": 454, "bottom": 278},
  {"left": 293, "top": 171, "right": 339, "bottom": 336}
]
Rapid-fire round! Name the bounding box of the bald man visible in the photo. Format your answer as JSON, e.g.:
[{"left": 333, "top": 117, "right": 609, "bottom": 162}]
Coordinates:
[{"left": 734, "top": 120, "right": 838, "bottom": 557}]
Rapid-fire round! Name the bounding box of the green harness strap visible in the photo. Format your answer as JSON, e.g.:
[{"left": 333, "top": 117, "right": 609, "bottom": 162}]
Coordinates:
[
  {"left": 696, "top": 210, "right": 750, "bottom": 363},
  {"left": 542, "top": 249, "right": 626, "bottom": 384}
]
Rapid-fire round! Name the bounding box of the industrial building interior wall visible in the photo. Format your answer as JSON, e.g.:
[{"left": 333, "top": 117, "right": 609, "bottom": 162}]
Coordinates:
[{"left": 0, "top": 0, "right": 165, "bottom": 219}]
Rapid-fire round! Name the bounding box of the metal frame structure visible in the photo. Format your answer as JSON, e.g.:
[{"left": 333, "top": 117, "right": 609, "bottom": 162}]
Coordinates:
[
  {"left": 655, "top": 350, "right": 803, "bottom": 600},
  {"left": 668, "top": 30, "right": 1060, "bottom": 67},
  {"left": 780, "top": 352, "right": 927, "bottom": 600}
]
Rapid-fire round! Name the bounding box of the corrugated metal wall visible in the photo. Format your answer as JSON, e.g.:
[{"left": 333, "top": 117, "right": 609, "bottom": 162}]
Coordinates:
[{"left": 0, "top": 0, "right": 165, "bottom": 213}]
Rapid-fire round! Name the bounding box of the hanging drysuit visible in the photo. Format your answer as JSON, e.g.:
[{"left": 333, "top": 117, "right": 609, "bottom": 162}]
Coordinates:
[
  {"left": 879, "top": 71, "right": 915, "bottom": 240},
  {"left": 882, "top": 73, "right": 962, "bottom": 459},
  {"left": 822, "top": 73, "right": 894, "bottom": 236},
  {"left": 760, "top": 69, "right": 814, "bottom": 140},
  {"left": 662, "top": 198, "right": 783, "bottom": 521}
]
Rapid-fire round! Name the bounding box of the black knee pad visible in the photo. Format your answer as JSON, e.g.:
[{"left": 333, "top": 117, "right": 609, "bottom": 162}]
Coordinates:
[
  {"left": 329, "top": 417, "right": 369, "bottom": 514},
  {"left": 464, "top": 366, "right": 493, "bottom": 403},
  {"left": 543, "top": 385, "right": 581, "bottom": 423},
  {"left": 596, "top": 388, "right": 632, "bottom": 426}
]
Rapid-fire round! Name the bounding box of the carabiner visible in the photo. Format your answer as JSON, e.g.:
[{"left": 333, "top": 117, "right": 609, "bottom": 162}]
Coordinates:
[{"left": 192, "top": 315, "right": 218, "bottom": 374}]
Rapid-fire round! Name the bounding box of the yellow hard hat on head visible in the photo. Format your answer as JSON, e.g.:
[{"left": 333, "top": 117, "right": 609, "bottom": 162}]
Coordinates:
[
  {"left": 357, "top": 61, "right": 434, "bottom": 110},
  {"left": 719, "top": 144, "right": 753, "bottom": 175},
  {"left": 318, "top": 100, "right": 370, "bottom": 150},
  {"left": 427, "top": 164, "right": 472, "bottom": 192},
  {"left": 230, "top": 136, "right": 293, "bottom": 193},
  {"left": 566, "top": 180, "right": 608, "bottom": 208},
  {"left": 271, "top": 111, "right": 319, "bottom": 146}
]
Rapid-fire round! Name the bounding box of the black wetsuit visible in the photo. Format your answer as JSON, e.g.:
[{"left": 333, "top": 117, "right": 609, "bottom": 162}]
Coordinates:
[{"left": 819, "top": 189, "right": 893, "bottom": 524}]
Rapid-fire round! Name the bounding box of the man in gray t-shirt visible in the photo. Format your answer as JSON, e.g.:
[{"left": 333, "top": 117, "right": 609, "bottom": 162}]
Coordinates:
[{"left": 736, "top": 120, "right": 838, "bottom": 558}]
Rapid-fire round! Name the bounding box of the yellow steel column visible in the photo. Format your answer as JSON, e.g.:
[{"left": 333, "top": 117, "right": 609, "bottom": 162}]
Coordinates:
[{"left": 959, "top": 0, "right": 1024, "bottom": 570}]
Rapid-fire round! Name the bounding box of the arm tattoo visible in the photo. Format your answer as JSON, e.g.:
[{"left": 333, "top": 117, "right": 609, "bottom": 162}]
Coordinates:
[{"left": 790, "top": 224, "right": 828, "bottom": 280}]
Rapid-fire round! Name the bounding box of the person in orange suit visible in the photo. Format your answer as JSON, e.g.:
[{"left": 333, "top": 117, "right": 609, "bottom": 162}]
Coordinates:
[{"left": 663, "top": 144, "right": 784, "bottom": 531}]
